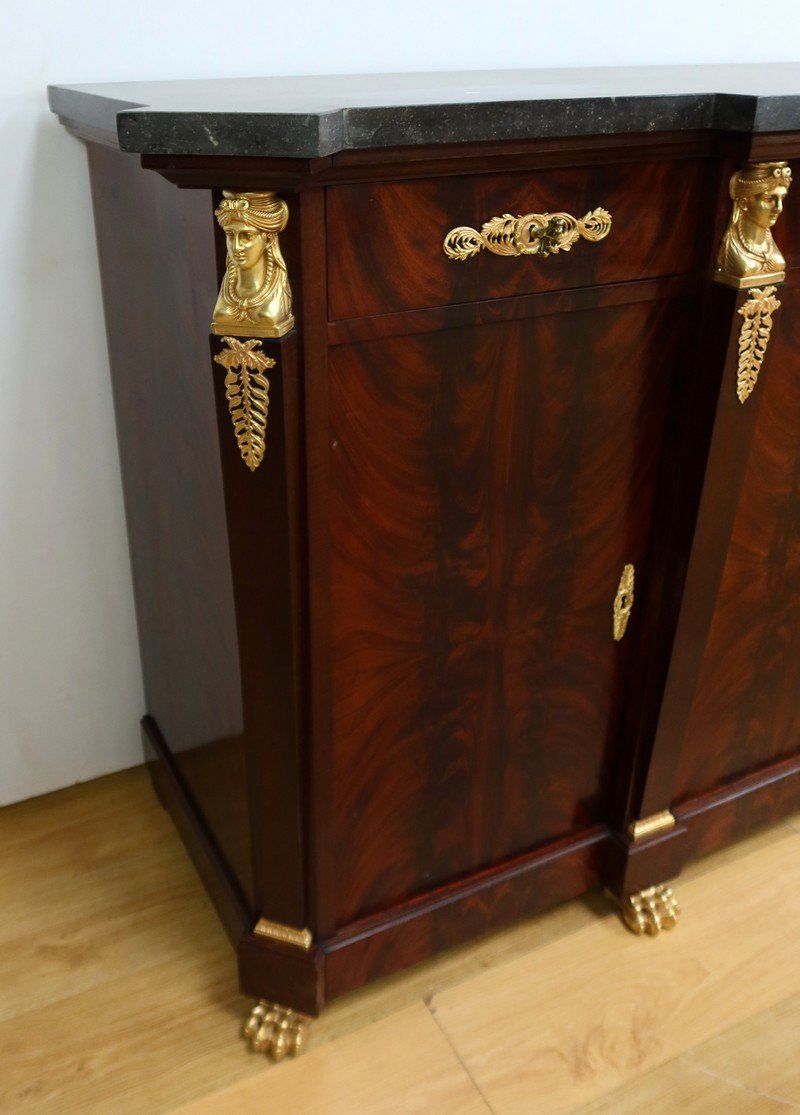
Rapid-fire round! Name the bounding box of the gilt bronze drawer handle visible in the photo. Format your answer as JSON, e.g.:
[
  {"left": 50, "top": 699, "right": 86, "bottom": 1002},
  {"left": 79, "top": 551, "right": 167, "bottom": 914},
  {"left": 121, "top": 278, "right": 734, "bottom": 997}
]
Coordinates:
[
  {"left": 613, "top": 564, "right": 635, "bottom": 642},
  {"left": 443, "top": 206, "right": 612, "bottom": 261}
]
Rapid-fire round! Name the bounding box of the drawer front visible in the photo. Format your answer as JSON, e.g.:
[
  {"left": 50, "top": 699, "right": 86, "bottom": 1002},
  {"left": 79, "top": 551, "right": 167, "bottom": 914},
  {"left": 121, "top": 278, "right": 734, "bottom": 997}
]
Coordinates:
[{"left": 327, "top": 159, "right": 708, "bottom": 320}]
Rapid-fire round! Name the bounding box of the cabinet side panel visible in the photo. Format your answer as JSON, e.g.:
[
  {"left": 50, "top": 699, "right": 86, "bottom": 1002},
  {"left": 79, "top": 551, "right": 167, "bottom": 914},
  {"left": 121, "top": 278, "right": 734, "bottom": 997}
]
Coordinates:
[
  {"left": 675, "top": 279, "right": 800, "bottom": 800},
  {"left": 86, "top": 144, "right": 252, "bottom": 900}
]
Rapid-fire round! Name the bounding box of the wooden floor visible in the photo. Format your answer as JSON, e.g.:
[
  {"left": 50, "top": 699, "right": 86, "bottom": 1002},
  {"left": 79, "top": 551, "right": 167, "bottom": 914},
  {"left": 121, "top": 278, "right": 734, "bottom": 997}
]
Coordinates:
[{"left": 1, "top": 768, "right": 799, "bottom": 1114}]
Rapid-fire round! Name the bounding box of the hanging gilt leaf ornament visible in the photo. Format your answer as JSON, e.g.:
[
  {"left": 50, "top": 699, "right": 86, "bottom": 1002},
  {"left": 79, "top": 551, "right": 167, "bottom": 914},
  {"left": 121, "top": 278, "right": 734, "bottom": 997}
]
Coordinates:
[
  {"left": 736, "top": 286, "right": 781, "bottom": 404},
  {"left": 214, "top": 337, "right": 275, "bottom": 471}
]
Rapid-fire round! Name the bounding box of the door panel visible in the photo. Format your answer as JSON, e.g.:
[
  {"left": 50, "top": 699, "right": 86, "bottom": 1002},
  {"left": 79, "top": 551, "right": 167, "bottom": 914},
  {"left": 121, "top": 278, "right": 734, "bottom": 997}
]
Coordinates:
[
  {"left": 675, "top": 285, "right": 800, "bottom": 802},
  {"left": 327, "top": 296, "right": 689, "bottom": 925}
]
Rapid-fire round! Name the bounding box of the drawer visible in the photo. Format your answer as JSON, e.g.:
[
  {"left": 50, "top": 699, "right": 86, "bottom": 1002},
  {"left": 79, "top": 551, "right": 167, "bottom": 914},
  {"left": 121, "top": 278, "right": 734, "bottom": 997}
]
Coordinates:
[{"left": 327, "top": 159, "right": 709, "bottom": 320}]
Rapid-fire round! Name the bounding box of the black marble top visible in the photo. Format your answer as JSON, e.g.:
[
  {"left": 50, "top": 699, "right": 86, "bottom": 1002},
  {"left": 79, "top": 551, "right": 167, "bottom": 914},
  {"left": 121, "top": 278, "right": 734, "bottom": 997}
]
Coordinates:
[{"left": 48, "top": 65, "right": 800, "bottom": 159}]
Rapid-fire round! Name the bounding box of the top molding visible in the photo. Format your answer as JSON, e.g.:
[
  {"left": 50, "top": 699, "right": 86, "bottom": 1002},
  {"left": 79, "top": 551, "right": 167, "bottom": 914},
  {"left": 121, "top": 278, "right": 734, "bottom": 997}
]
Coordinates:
[{"left": 48, "top": 64, "right": 800, "bottom": 159}]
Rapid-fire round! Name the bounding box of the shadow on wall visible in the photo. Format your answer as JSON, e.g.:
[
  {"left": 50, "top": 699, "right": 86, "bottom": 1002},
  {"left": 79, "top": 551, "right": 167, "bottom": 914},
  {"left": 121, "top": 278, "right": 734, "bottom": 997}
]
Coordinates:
[{"left": 0, "top": 100, "right": 144, "bottom": 805}]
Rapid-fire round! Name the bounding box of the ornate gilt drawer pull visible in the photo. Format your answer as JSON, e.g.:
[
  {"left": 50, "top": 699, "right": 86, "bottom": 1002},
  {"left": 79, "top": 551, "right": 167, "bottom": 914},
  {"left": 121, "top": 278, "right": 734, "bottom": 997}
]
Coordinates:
[
  {"left": 443, "top": 207, "right": 612, "bottom": 261},
  {"left": 613, "top": 564, "right": 635, "bottom": 642}
]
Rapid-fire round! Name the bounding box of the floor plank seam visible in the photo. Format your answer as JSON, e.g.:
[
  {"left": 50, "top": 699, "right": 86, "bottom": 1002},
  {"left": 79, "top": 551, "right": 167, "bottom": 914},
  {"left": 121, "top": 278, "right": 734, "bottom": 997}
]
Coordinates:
[
  {"left": 689, "top": 1061, "right": 800, "bottom": 1109},
  {"left": 424, "top": 998, "right": 497, "bottom": 1114}
]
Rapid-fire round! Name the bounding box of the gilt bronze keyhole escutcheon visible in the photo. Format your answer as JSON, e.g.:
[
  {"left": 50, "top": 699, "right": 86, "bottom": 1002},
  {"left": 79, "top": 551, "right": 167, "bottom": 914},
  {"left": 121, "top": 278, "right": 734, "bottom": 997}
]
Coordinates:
[{"left": 613, "top": 564, "right": 635, "bottom": 642}]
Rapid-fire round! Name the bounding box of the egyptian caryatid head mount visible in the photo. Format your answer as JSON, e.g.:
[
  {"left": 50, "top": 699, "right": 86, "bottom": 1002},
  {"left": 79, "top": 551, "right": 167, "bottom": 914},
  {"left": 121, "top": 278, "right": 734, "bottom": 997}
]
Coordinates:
[
  {"left": 211, "top": 191, "right": 295, "bottom": 338},
  {"left": 716, "top": 162, "right": 792, "bottom": 289}
]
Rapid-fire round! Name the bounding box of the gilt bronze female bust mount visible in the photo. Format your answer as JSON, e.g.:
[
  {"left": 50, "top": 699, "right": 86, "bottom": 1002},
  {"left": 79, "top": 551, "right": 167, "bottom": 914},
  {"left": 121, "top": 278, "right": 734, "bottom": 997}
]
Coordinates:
[
  {"left": 716, "top": 162, "right": 792, "bottom": 288},
  {"left": 211, "top": 191, "right": 295, "bottom": 337}
]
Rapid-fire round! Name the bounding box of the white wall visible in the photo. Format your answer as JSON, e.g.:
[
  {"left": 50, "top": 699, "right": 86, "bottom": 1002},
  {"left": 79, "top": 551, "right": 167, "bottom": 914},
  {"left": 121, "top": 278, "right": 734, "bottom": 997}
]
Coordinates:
[{"left": 2, "top": 0, "right": 800, "bottom": 806}]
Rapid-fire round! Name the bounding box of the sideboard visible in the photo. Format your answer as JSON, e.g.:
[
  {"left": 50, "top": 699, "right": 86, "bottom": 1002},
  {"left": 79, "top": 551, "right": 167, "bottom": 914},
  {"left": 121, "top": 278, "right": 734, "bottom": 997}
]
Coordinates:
[{"left": 49, "top": 66, "right": 800, "bottom": 1060}]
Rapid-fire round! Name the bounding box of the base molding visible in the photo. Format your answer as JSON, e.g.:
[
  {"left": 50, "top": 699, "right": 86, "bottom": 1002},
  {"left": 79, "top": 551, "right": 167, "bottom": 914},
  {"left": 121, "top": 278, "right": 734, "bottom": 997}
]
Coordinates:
[
  {"left": 144, "top": 713, "right": 800, "bottom": 1016},
  {"left": 603, "top": 822, "right": 688, "bottom": 901},
  {"left": 239, "top": 931, "right": 324, "bottom": 1017},
  {"left": 142, "top": 716, "right": 252, "bottom": 945},
  {"left": 320, "top": 827, "right": 608, "bottom": 1003},
  {"left": 674, "top": 751, "right": 800, "bottom": 859}
]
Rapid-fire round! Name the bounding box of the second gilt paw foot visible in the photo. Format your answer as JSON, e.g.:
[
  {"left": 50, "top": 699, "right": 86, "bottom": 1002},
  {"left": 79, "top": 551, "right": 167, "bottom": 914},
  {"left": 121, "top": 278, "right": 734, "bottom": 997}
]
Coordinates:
[
  {"left": 623, "top": 883, "right": 680, "bottom": 936},
  {"left": 243, "top": 1000, "right": 311, "bottom": 1060}
]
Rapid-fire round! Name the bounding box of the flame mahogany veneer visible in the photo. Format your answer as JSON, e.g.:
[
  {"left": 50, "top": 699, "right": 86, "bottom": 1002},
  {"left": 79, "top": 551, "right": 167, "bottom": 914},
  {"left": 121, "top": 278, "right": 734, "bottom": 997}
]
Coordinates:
[{"left": 66, "top": 115, "right": 800, "bottom": 1018}]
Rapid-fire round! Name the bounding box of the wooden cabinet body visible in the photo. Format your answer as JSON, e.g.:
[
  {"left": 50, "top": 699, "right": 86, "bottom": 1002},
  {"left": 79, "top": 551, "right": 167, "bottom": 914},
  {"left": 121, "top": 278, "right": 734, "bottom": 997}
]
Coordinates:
[{"left": 51, "top": 72, "right": 800, "bottom": 1019}]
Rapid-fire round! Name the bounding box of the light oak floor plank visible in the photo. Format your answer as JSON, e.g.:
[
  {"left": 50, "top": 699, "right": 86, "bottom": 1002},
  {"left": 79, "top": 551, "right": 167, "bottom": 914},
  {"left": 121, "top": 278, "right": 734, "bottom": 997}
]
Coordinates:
[
  {"left": 308, "top": 814, "right": 795, "bottom": 1054},
  {"left": 580, "top": 990, "right": 800, "bottom": 1112},
  {"left": 172, "top": 1005, "right": 492, "bottom": 1115},
  {"left": 2, "top": 767, "right": 799, "bottom": 1114},
  {"left": 682, "top": 992, "right": 800, "bottom": 1107},
  {"left": 429, "top": 824, "right": 800, "bottom": 1115},
  {"left": 0, "top": 770, "right": 271, "bottom": 1113},
  {"left": 0, "top": 769, "right": 227, "bottom": 1023},
  {"left": 0, "top": 952, "right": 243, "bottom": 1114},
  {"left": 577, "top": 1054, "right": 795, "bottom": 1113}
]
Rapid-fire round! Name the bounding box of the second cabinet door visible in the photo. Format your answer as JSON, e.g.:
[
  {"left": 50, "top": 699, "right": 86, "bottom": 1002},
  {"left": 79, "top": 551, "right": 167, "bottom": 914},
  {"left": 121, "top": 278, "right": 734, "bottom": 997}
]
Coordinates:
[
  {"left": 674, "top": 284, "right": 800, "bottom": 804},
  {"left": 326, "top": 291, "right": 692, "bottom": 926}
]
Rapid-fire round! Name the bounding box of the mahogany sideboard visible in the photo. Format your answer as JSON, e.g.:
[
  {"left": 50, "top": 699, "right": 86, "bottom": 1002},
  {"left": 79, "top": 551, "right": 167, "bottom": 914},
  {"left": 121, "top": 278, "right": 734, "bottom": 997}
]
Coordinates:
[{"left": 50, "top": 66, "right": 800, "bottom": 1059}]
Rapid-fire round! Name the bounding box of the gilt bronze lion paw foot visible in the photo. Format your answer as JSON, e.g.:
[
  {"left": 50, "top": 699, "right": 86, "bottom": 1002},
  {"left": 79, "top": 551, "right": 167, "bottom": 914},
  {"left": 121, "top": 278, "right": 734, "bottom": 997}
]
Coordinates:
[
  {"left": 622, "top": 883, "right": 680, "bottom": 936},
  {"left": 243, "top": 1000, "right": 311, "bottom": 1060}
]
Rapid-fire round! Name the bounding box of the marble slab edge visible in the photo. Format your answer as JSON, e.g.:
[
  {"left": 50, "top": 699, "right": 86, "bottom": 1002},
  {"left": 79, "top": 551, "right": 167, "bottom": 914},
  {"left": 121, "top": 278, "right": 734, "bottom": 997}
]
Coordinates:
[{"left": 47, "top": 85, "right": 800, "bottom": 159}]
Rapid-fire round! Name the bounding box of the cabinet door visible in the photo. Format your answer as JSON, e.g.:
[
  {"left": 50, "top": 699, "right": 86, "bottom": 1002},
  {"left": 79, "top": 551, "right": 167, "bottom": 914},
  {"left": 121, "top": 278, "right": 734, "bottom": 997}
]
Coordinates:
[
  {"left": 674, "top": 284, "right": 800, "bottom": 802},
  {"left": 326, "top": 292, "right": 691, "bottom": 926}
]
